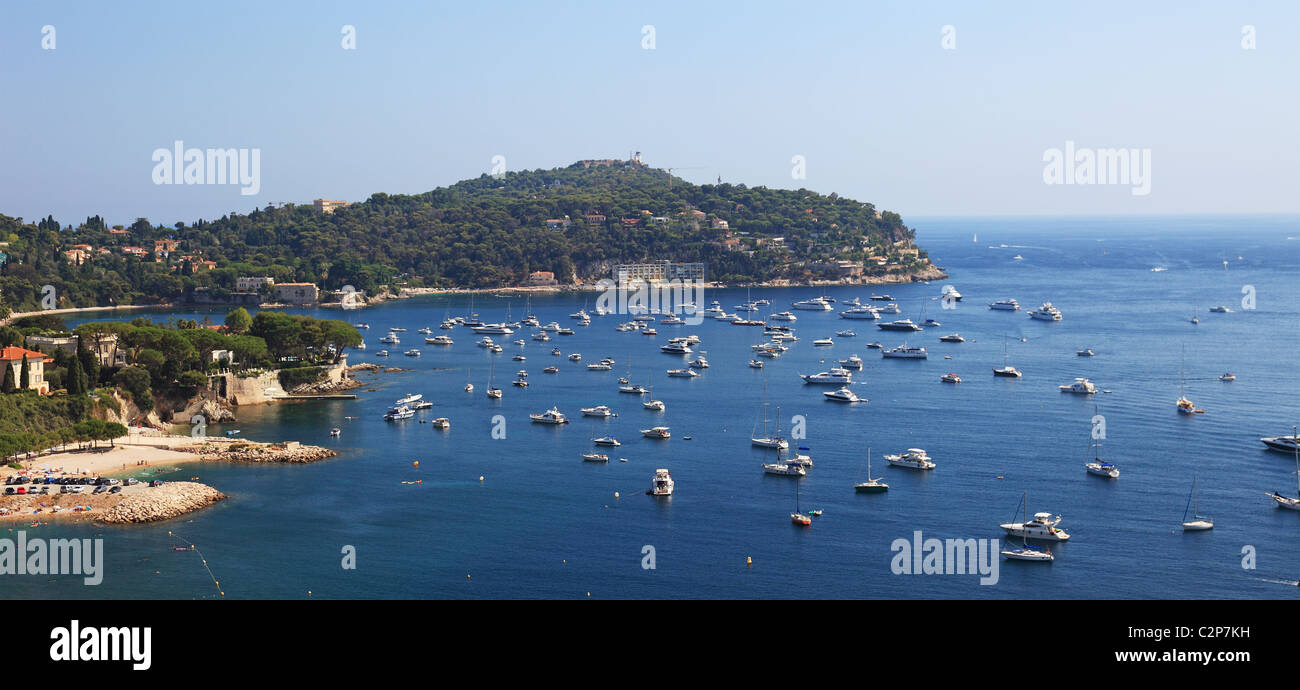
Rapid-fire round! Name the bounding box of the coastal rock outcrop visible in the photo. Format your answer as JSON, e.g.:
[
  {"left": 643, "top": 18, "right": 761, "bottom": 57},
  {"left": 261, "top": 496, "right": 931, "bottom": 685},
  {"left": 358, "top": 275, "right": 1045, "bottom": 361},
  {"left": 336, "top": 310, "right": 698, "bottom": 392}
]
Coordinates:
[
  {"left": 99, "top": 482, "right": 227, "bottom": 524},
  {"left": 181, "top": 440, "right": 338, "bottom": 464}
]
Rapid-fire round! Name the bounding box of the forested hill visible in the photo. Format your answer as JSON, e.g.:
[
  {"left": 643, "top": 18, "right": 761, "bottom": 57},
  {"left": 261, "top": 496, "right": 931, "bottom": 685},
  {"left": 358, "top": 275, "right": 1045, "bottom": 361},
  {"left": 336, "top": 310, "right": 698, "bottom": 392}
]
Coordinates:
[{"left": 0, "top": 160, "right": 934, "bottom": 312}]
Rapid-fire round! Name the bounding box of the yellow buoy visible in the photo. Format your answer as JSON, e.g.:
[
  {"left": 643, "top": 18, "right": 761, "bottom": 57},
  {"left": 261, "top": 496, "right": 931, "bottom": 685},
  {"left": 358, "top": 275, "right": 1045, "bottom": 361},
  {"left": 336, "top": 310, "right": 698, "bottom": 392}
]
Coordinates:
[
  {"left": 479, "top": 476, "right": 484, "bottom": 482},
  {"left": 746, "top": 556, "right": 752, "bottom": 567},
  {"left": 614, "top": 491, "right": 620, "bottom": 499},
  {"left": 413, "top": 461, "right": 419, "bottom": 467}
]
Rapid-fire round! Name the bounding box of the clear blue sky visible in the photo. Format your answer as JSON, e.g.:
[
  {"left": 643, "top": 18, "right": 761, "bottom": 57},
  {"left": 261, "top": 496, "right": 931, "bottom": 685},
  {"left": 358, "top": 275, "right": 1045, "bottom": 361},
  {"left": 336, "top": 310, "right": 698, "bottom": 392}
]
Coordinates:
[{"left": 1, "top": 0, "right": 1296, "bottom": 226}]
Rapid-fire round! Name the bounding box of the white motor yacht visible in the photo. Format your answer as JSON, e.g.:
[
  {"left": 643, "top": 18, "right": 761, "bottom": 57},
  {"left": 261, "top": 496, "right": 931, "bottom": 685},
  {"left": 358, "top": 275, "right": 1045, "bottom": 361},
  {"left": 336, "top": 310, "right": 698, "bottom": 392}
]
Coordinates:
[
  {"left": 666, "top": 368, "right": 699, "bottom": 378},
  {"left": 660, "top": 342, "right": 692, "bottom": 355},
  {"left": 988, "top": 299, "right": 1020, "bottom": 311},
  {"left": 427, "top": 335, "right": 453, "bottom": 345},
  {"left": 800, "top": 368, "right": 853, "bottom": 384},
  {"left": 882, "top": 345, "right": 928, "bottom": 359},
  {"left": 885, "top": 448, "right": 935, "bottom": 470},
  {"left": 839, "top": 354, "right": 863, "bottom": 370},
  {"left": 770, "top": 311, "right": 798, "bottom": 321},
  {"left": 1029, "top": 302, "right": 1063, "bottom": 321},
  {"left": 641, "top": 426, "right": 671, "bottom": 439},
  {"left": 529, "top": 407, "right": 569, "bottom": 424},
  {"left": 823, "top": 387, "right": 863, "bottom": 403},
  {"left": 878, "top": 319, "right": 922, "bottom": 332},
  {"left": 648, "top": 469, "right": 674, "bottom": 496},
  {"left": 1001, "top": 512, "right": 1070, "bottom": 541},
  {"left": 1059, "top": 377, "right": 1098, "bottom": 395},
  {"left": 791, "top": 297, "right": 833, "bottom": 311},
  {"left": 839, "top": 305, "right": 880, "bottom": 320}
]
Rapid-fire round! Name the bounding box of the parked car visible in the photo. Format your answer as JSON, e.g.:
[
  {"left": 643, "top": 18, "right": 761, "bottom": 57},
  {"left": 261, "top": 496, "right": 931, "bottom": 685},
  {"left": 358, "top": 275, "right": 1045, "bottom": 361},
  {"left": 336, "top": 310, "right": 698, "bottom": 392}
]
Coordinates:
[
  {"left": 149, "top": 480, "right": 164, "bottom": 487},
  {"left": 109, "top": 486, "right": 122, "bottom": 494}
]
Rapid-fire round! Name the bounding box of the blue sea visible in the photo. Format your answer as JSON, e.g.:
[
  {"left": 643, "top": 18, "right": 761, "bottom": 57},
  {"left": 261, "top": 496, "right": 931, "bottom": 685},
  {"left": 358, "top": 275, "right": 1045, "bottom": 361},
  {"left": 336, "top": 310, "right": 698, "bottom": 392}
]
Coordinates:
[{"left": 13, "top": 214, "right": 1300, "bottom": 599}]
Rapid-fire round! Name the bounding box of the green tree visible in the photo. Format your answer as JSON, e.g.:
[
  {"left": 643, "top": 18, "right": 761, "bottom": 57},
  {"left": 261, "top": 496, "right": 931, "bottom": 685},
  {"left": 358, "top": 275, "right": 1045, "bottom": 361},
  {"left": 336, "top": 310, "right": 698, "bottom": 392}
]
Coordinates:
[
  {"left": 19, "top": 355, "right": 28, "bottom": 390},
  {"left": 0, "top": 363, "right": 13, "bottom": 394},
  {"left": 66, "top": 355, "right": 86, "bottom": 396},
  {"left": 224, "top": 307, "right": 253, "bottom": 334}
]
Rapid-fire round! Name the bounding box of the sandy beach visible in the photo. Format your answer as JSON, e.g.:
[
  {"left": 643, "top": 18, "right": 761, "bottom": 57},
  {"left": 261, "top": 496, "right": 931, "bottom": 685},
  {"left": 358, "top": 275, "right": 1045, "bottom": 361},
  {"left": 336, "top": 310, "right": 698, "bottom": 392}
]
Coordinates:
[
  {"left": 2, "top": 435, "right": 208, "bottom": 481},
  {"left": 1, "top": 435, "right": 337, "bottom": 523}
]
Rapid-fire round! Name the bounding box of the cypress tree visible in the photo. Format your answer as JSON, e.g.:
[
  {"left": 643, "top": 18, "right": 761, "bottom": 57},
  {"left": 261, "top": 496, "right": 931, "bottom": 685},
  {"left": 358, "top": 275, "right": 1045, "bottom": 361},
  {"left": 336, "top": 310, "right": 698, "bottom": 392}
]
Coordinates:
[
  {"left": 0, "top": 362, "right": 13, "bottom": 393},
  {"left": 67, "top": 356, "right": 86, "bottom": 396},
  {"left": 19, "top": 355, "right": 29, "bottom": 390}
]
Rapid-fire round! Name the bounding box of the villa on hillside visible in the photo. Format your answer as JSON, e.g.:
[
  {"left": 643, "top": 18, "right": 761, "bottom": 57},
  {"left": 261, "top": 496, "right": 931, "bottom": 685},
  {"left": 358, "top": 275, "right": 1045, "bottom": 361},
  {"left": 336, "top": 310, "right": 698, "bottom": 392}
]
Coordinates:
[{"left": 0, "top": 346, "right": 54, "bottom": 394}]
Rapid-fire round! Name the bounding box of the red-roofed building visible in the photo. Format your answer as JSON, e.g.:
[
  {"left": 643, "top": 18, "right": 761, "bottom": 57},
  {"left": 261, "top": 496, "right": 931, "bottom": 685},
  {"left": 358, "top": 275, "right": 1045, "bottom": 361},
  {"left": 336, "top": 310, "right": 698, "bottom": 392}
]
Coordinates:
[{"left": 0, "top": 346, "right": 54, "bottom": 394}]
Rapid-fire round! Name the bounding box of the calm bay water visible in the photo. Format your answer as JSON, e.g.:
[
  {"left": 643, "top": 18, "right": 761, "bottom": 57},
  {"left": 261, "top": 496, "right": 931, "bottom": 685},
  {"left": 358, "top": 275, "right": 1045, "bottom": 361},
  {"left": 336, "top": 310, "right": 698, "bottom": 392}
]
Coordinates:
[{"left": 16, "top": 214, "right": 1300, "bottom": 599}]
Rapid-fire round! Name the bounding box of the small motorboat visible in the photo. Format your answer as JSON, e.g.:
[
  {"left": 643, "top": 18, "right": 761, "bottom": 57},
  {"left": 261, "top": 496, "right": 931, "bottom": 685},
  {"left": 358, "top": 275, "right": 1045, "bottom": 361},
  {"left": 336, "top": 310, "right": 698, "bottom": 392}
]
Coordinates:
[
  {"left": 432, "top": 418, "right": 450, "bottom": 430},
  {"left": 329, "top": 428, "right": 342, "bottom": 437},
  {"left": 1219, "top": 373, "right": 1236, "bottom": 382},
  {"left": 941, "top": 373, "right": 961, "bottom": 383},
  {"left": 581, "top": 452, "right": 610, "bottom": 463},
  {"left": 836, "top": 329, "right": 856, "bottom": 337},
  {"left": 939, "top": 333, "right": 964, "bottom": 343}
]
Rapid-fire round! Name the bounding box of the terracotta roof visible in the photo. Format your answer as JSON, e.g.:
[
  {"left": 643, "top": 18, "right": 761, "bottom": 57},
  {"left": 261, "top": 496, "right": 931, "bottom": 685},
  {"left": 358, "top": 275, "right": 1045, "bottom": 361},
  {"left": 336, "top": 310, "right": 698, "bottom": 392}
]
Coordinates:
[{"left": 0, "top": 346, "right": 53, "bottom": 362}]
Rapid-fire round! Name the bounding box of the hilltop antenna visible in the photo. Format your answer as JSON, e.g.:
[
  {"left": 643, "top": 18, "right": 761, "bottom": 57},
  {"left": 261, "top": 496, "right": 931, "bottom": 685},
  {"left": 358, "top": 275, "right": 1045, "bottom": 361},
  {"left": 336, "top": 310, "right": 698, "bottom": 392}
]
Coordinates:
[{"left": 664, "top": 166, "right": 704, "bottom": 190}]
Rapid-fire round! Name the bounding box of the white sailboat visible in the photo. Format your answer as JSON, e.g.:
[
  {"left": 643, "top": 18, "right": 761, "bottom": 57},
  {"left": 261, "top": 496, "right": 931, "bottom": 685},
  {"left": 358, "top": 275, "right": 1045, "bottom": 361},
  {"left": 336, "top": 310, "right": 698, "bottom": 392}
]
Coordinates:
[
  {"left": 1181, "top": 476, "right": 1213, "bottom": 530},
  {"left": 486, "top": 359, "right": 502, "bottom": 399},
  {"left": 854, "top": 449, "right": 888, "bottom": 493},
  {"left": 1265, "top": 425, "right": 1300, "bottom": 511},
  {"left": 1000, "top": 493, "right": 1055, "bottom": 562},
  {"left": 1084, "top": 413, "right": 1119, "bottom": 478},
  {"left": 751, "top": 380, "right": 788, "bottom": 450}
]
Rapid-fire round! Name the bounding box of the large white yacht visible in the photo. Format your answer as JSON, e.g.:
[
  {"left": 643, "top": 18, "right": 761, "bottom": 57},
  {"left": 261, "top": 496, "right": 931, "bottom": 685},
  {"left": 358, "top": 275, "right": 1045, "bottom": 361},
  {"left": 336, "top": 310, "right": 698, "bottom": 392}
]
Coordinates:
[
  {"left": 394, "top": 392, "right": 423, "bottom": 406},
  {"left": 1058, "top": 377, "right": 1098, "bottom": 395},
  {"left": 666, "top": 368, "right": 699, "bottom": 378},
  {"left": 770, "top": 311, "right": 798, "bottom": 321},
  {"left": 660, "top": 342, "right": 692, "bottom": 355},
  {"left": 379, "top": 333, "right": 400, "bottom": 344},
  {"left": 885, "top": 448, "right": 935, "bottom": 470},
  {"left": 839, "top": 354, "right": 864, "bottom": 370},
  {"left": 1000, "top": 512, "right": 1070, "bottom": 541},
  {"left": 988, "top": 298, "right": 1021, "bottom": 311},
  {"left": 791, "top": 297, "right": 833, "bottom": 311},
  {"left": 471, "top": 323, "right": 515, "bottom": 335},
  {"left": 426, "top": 335, "right": 454, "bottom": 345},
  {"left": 800, "top": 368, "right": 853, "bottom": 384},
  {"left": 649, "top": 469, "right": 675, "bottom": 496},
  {"left": 640, "top": 426, "right": 671, "bottom": 439},
  {"left": 839, "top": 305, "right": 880, "bottom": 320},
  {"left": 1028, "top": 302, "right": 1063, "bottom": 321},
  {"left": 580, "top": 405, "right": 613, "bottom": 417},
  {"left": 882, "top": 345, "right": 928, "bottom": 359},
  {"left": 878, "top": 319, "right": 922, "bottom": 332}
]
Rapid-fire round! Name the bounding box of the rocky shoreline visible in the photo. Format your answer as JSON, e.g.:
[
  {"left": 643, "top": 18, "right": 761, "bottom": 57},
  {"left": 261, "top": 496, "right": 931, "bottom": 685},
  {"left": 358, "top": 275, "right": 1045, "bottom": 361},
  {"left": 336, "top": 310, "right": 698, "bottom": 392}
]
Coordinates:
[
  {"left": 99, "top": 482, "right": 227, "bottom": 525},
  {"left": 178, "top": 439, "right": 339, "bottom": 464}
]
